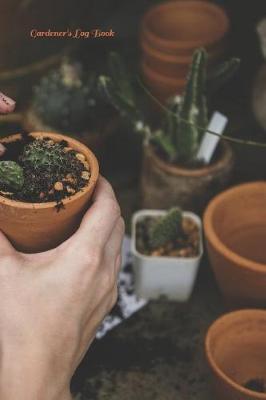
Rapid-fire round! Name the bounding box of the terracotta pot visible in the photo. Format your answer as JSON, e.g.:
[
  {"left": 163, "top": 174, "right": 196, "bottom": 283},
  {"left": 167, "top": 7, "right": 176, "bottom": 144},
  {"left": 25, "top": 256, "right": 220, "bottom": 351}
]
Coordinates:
[
  {"left": 0, "top": 132, "right": 99, "bottom": 253},
  {"left": 141, "top": 38, "right": 222, "bottom": 80},
  {"left": 204, "top": 182, "right": 266, "bottom": 307},
  {"left": 141, "top": 141, "right": 234, "bottom": 212},
  {"left": 205, "top": 309, "right": 266, "bottom": 400},
  {"left": 141, "top": 61, "right": 186, "bottom": 102},
  {"left": 141, "top": 0, "right": 229, "bottom": 57}
]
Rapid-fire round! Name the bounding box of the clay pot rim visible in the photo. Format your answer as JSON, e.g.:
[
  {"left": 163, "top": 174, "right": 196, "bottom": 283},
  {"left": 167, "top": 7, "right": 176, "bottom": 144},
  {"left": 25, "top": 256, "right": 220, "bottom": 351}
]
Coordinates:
[
  {"left": 146, "top": 140, "right": 233, "bottom": 178},
  {"left": 203, "top": 181, "right": 266, "bottom": 273},
  {"left": 0, "top": 132, "right": 99, "bottom": 210},
  {"left": 141, "top": 0, "right": 229, "bottom": 51},
  {"left": 141, "top": 38, "right": 221, "bottom": 65},
  {"left": 205, "top": 309, "right": 266, "bottom": 399}
]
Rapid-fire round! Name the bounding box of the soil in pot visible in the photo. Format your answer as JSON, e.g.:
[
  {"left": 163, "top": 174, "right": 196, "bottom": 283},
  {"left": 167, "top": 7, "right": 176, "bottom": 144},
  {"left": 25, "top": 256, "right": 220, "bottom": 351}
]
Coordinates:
[
  {"left": 136, "top": 213, "right": 200, "bottom": 258},
  {"left": 0, "top": 134, "right": 91, "bottom": 205},
  {"left": 244, "top": 379, "right": 266, "bottom": 393}
]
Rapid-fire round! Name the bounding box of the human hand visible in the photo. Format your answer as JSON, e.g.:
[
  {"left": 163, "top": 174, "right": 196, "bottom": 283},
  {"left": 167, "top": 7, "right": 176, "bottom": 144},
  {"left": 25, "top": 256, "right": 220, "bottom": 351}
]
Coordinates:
[{"left": 0, "top": 176, "right": 124, "bottom": 400}]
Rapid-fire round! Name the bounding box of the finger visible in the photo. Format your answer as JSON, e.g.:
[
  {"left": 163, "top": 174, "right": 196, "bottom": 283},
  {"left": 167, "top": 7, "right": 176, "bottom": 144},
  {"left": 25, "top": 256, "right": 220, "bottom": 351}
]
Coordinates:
[
  {"left": 0, "top": 92, "right": 16, "bottom": 114},
  {"left": 0, "top": 144, "right": 6, "bottom": 157},
  {"left": 92, "top": 175, "right": 117, "bottom": 203},
  {"left": 0, "top": 230, "right": 16, "bottom": 256},
  {"left": 70, "top": 176, "right": 121, "bottom": 251}
]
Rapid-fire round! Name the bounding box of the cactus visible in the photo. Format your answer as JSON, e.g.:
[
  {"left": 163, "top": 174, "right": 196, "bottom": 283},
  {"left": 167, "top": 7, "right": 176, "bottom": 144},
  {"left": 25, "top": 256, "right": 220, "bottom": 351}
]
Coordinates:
[
  {"left": 20, "top": 139, "right": 69, "bottom": 174},
  {"left": 98, "top": 52, "right": 151, "bottom": 137},
  {"left": 99, "top": 49, "right": 240, "bottom": 164},
  {"left": 0, "top": 161, "right": 24, "bottom": 192},
  {"left": 32, "top": 59, "right": 99, "bottom": 133},
  {"left": 149, "top": 208, "right": 183, "bottom": 249}
]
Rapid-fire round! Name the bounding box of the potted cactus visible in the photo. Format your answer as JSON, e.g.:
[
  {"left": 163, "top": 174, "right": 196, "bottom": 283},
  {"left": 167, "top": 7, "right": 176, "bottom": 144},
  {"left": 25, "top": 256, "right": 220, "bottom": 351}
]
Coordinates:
[
  {"left": 0, "top": 131, "right": 99, "bottom": 253},
  {"left": 99, "top": 50, "right": 239, "bottom": 211},
  {"left": 23, "top": 59, "right": 115, "bottom": 154},
  {"left": 131, "top": 207, "right": 203, "bottom": 301}
]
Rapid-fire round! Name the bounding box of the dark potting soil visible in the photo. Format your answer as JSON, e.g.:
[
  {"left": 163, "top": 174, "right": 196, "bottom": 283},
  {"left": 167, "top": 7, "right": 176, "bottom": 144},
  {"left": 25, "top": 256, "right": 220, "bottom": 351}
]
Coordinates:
[
  {"left": 0, "top": 135, "right": 91, "bottom": 204},
  {"left": 136, "top": 216, "right": 200, "bottom": 258},
  {"left": 244, "top": 378, "right": 266, "bottom": 393}
]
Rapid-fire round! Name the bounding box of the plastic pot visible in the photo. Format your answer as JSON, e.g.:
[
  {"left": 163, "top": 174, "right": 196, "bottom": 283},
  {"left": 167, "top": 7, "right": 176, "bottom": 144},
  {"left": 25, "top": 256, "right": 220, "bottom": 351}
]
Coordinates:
[
  {"left": 206, "top": 309, "right": 266, "bottom": 400},
  {"left": 131, "top": 209, "right": 203, "bottom": 301},
  {"left": 204, "top": 181, "right": 266, "bottom": 307},
  {"left": 0, "top": 132, "right": 99, "bottom": 253}
]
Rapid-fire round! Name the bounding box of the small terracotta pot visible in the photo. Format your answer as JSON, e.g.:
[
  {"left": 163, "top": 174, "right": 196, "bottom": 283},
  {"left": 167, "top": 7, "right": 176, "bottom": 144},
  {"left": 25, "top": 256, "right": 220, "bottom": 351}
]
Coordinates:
[
  {"left": 141, "top": 141, "right": 234, "bottom": 212},
  {"left": 141, "top": 61, "right": 186, "bottom": 102},
  {"left": 204, "top": 182, "right": 266, "bottom": 307},
  {"left": 141, "top": 0, "right": 229, "bottom": 57},
  {"left": 0, "top": 132, "right": 99, "bottom": 253},
  {"left": 205, "top": 309, "right": 266, "bottom": 400}
]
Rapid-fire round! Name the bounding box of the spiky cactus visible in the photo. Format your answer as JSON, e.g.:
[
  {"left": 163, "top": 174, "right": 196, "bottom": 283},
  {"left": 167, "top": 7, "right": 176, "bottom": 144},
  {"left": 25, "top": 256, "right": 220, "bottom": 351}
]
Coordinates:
[
  {"left": 99, "top": 49, "right": 240, "bottom": 164},
  {"left": 0, "top": 161, "right": 24, "bottom": 192},
  {"left": 149, "top": 208, "right": 183, "bottom": 249},
  {"left": 20, "top": 139, "right": 70, "bottom": 174},
  {"left": 32, "top": 59, "right": 99, "bottom": 133}
]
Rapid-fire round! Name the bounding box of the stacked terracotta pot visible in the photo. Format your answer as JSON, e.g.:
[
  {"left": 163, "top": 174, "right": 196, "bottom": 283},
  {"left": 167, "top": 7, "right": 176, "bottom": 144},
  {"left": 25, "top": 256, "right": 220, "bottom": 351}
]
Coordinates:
[{"left": 140, "top": 0, "right": 230, "bottom": 102}]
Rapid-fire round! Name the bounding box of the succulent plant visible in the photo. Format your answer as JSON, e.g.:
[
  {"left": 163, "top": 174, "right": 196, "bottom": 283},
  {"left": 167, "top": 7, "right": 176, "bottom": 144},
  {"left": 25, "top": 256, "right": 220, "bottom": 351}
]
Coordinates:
[
  {"left": 99, "top": 50, "right": 240, "bottom": 164},
  {"left": 0, "top": 161, "right": 24, "bottom": 192},
  {"left": 149, "top": 208, "right": 183, "bottom": 250},
  {"left": 32, "top": 59, "right": 99, "bottom": 133},
  {"left": 20, "top": 139, "right": 68, "bottom": 174}
]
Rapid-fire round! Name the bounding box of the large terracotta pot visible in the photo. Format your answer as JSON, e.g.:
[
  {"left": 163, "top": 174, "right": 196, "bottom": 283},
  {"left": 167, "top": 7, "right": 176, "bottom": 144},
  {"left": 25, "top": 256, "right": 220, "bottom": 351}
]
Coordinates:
[
  {"left": 205, "top": 309, "right": 266, "bottom": 400},
  {"left": 204, "top": 182, "right": 266, "bottom": 307},
  {"left": 141, "top": 141, "right": 234, "bottom": 212},
  {"left": 140, "top": 0, "right": 229, "bottom": 101},
  {"left": 0, "top": 132, "right": 99, "bottom": 253},
  {"left": 141, "top": 0, "right": 229, "bottom": 57}
]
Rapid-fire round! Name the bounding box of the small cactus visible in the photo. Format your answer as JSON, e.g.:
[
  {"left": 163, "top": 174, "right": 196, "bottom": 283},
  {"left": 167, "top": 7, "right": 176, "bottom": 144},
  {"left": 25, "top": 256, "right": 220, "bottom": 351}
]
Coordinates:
[
  {"left": 149, "top": 208, "right": 183, "bottom": 250},
  {"left": 32, "top": 59, "right": 99, "bottom": 133},
  {"left": 0, "top": 161, "right": 24, "bottom": 192},
  {"left": 20, "top": 139, "right": 68, "bottom": 174},
  {"left": 99, "top": 49, "right": 240, "bottom": 164}
]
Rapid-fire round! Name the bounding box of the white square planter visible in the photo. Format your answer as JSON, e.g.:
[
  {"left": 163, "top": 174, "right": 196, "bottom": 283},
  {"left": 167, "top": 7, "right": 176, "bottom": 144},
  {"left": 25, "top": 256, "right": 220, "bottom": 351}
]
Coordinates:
[{"left": 131, "top": 209, "right": 203, "bottom": 301}]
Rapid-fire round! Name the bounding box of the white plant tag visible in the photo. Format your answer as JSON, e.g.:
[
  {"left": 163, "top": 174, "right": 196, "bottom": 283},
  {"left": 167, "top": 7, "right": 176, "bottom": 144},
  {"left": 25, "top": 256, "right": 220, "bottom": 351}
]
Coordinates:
[{"left": 196, "top": 111, "right": 228, "bottom": 164}]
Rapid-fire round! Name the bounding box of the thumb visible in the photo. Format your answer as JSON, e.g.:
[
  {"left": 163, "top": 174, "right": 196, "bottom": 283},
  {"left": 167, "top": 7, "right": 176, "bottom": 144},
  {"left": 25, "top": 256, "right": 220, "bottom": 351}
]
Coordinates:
[{"left": 0, "top": 231, "right": 16, "bottom": 255}]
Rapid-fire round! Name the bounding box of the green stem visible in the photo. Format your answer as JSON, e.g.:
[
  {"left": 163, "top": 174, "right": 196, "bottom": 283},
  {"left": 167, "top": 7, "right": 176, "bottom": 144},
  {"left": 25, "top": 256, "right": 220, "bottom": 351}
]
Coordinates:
[{"left": 138, "top": 77, "right": 266, "bottom": 149}]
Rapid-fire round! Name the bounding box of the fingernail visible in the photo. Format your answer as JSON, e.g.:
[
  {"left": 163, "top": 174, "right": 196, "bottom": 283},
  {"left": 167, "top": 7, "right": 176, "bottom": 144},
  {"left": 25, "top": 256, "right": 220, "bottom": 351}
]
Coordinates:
[
  {"left": 0, "top": 143, "right": 6, "bottom": 157},
  {"left": 0, "top": 92, "right": 16, "bottom": 113}
]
